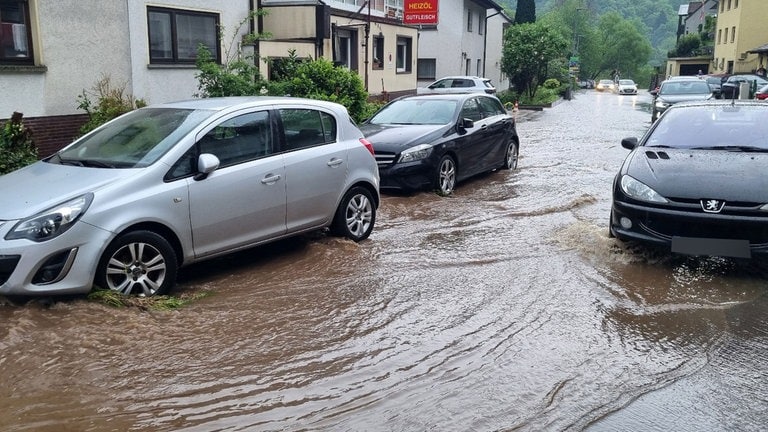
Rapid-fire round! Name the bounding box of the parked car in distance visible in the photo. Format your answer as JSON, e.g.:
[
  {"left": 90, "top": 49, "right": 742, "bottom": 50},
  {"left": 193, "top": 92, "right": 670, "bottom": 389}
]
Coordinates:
[
  {"left": 359, "top": 93, "right": 519, "bottom": 195},
  {"left": 596, "top": 79, "right": 614, "bottom": 92},
  {"left": 755, "top": 83, "right": 768, "bottom": 100},
  {"left": 650, "top": 78, "right": 713, "bottom": 122},
  {"left": 610, "top": 101, "right": 768, "bottom": 258},
  {"left": 616, "top": 79, "right": 638, "bottom": 95},
  {"left": 416, "top": 76, "right": 496, "bottom": 95},
  {"left": 0, "top": 97, "right": 380, "bottom": 297},
  {"left": 720, "top": 74, "right": 768, "bottom": 99},
  {"left": 702, "top": 74, "right": 727, "bottom": 98}
]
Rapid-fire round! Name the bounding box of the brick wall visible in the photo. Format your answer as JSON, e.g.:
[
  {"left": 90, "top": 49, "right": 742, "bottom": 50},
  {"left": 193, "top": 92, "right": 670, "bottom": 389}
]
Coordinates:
[{"left": 1, "top": 113, "right": 89, "bottom": 159}]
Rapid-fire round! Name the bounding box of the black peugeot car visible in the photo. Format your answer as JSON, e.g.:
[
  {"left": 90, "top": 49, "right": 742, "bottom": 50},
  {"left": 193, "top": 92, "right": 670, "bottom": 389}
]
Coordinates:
[
  {"left": 359, "top": 93, "right": 519, "bottom": 195},
  {"left": 610, "top": 100, "right": 768, "bottom": 258}
]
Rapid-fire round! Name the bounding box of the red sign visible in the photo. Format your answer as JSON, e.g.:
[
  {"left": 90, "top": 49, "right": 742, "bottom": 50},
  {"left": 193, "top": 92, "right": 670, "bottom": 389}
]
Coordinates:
[{"left": 403, "top": 0, "right": 439, "bottom": 25}]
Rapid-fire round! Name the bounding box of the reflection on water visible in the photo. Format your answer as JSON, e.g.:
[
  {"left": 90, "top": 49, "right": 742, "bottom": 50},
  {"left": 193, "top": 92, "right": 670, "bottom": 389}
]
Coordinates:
[{"left": 2, "top": 91, "right": 767, "bottom": 431}]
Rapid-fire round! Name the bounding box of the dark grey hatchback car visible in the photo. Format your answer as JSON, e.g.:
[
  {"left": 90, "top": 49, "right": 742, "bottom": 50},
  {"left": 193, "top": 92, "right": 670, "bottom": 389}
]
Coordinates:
[{"left": 359, "top": 93, "right": 520, "bottom": 195}]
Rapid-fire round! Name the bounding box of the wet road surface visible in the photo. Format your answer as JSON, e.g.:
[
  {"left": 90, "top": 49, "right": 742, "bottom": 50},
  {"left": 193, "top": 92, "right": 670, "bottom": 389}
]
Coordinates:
[{"left": 2, "top": 89, "right": 767, "bottom": 431}]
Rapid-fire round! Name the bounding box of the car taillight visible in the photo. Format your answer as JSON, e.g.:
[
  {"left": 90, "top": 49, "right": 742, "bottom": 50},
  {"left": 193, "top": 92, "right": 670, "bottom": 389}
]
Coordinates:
[
  {"left": 360, "top": 138, "right": 375, "bottom": 156},
  {"left": 485, "top": 89, "right": 495, "bottom": 94}
]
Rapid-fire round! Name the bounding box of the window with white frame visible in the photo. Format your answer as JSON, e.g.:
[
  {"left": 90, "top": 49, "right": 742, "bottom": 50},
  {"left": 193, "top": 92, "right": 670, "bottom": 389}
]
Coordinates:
[
  {"left": 148, "top": 7, "right": 219, "bottom": 64},
  {"left": 334, "top": 27, "right": 357, "bottom": 69},
  {"left": 0, "top": 0, "right": 33, "bottom": 64},
  {"left": 730, "top": 26, "right": 735, "bottom": 43},
  {"left": 396, "top": 36, "right": 411, "bottom": 73},
  {"left": 479, "top": 15, "right": 484, "bottom": 35}
]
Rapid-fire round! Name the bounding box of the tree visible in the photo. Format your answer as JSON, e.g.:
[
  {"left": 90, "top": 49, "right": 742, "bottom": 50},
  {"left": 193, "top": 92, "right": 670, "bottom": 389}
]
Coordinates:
[
  {"left": 515, "top": 0, "right": 536, "bottom": 24},
  {"left": 595, "top": 12, "right": 653, "bottom": 81},
  {"left": 670, "top": 33, "right": 701, "bottom": 57},
  {"left": 501, "top": 22, "right": 568, "bottom": 99},
  {"left": 195, "top": 9, "right": 271, "bottom": 98}
]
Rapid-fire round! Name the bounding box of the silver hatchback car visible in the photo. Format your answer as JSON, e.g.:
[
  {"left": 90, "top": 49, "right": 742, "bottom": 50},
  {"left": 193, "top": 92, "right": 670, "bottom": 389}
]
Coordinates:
[{"left": 0, "top": 97, "right": 379, "bottom": 297}]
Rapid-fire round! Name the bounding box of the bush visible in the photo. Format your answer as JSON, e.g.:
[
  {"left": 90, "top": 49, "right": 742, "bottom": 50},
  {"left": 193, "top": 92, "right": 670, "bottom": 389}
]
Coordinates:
[
  {"left": 542, "top": 78, "right": 561, "bottom": 89},
  {"left": 0, "top": 112, "right": 38, "bottom": 175},
  {"left": 195, "top": 44, "right": 268, "bottom": 97},
  {"left": 77, "top": 75, "right": 146, "bottom": 135},
  {"left": 281, "top": 58, "right": 370, "bottom": 122}
]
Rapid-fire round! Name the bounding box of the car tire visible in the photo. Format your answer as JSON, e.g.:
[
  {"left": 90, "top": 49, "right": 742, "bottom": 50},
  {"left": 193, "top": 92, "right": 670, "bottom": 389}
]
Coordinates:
[
  {"left": 434, "top": 155, "right": 457, "bottom": 195},
  {"left": 502, "top": 140, "right": 519, "bottom": 170},
  {"left": 95, "top": 230, "right": 178, "bottom": 296},
  {"left": 331, "top": 186, "right": 376, "bottom": 242}
]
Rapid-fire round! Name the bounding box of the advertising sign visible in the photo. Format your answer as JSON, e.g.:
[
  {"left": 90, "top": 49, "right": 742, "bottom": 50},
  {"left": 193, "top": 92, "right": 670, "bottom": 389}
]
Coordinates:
[{"left": 403, "top": 0, "right": 439, "bottom": 25}]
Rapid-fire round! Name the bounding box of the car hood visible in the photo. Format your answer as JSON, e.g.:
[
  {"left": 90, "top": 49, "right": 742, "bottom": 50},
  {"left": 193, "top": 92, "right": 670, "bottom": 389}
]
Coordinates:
[
  {"left": 625, "top": 148, "right": 768, "bottom": 201},
  {"left": 359, "top": 123, "right": 450, "bottom": 152},
  {"left": 657, "top": 93, "right": 711, "bottom": 103},
  {"left": 0, "top": 161, "right": 137, "bottom": 220}
]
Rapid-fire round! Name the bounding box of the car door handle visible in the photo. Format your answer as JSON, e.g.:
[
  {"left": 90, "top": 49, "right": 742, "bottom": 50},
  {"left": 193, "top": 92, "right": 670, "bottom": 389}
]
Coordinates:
[
  {"left": 327, "top": 158, "right": 344, "bottom": 167},
  {"left": 261, "top": 174, "right": 281, "bottom": 184}
]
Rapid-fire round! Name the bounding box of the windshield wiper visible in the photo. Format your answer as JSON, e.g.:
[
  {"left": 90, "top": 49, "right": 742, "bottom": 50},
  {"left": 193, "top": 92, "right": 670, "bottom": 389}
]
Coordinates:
[
  {"left": 51, "top": 155, "right": 116, "bottom": 168},
  {"left": 691, "top": 145, "right": 768, "bottom": 153},
  {"left": 79, "top": 159, "right": 116, "bottom": 168}
]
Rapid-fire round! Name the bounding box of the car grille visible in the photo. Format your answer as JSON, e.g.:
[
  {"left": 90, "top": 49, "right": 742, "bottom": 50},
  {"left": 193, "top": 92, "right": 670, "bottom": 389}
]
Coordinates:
[
  {"left": 638, "top": 199, "right": 768, "bottom": 244},
  {"left": 375, "top": 151, "right": 397, "bottom": 168}
]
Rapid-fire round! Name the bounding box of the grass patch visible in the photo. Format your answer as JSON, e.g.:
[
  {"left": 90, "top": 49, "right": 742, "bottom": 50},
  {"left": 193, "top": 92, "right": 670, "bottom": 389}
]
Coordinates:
[{"left": 87, "top": 288, "right": 214, "bottom": 310}]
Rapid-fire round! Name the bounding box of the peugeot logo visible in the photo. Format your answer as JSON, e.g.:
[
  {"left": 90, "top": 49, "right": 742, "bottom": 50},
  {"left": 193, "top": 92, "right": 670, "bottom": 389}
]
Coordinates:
[{"left": 701, "top": 199, "right": 725, "bottom": 213}]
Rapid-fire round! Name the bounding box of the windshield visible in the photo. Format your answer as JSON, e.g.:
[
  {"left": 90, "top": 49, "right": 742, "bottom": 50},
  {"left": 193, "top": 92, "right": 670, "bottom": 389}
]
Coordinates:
[
  {"left": 619, "top": 80, "right": 635, "bottom": 85},
  {"left": 646, "top": 105, "right": 768, "bottom": 150},
  {"left": 659, "top": 80, "right": 711, "bottom": 95},
  {"left": 368, "top": 99, "right": 458, "bottom": 125},
  {"left": 54, "top": 108, "right": 213, "bottom": 168}
]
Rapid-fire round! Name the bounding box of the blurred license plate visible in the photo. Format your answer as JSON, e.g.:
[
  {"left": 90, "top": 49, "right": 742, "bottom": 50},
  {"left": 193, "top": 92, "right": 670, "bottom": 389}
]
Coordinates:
[{"left": 671, "top": 237, "right": 751, "bottom": 258}]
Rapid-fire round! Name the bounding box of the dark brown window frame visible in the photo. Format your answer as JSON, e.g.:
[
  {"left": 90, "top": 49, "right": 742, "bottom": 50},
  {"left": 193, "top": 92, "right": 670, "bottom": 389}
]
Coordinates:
[
  {"left": 0, "top": 0, "right": 34, "bottom": 65},
  {"left": 147, "top": 6, "right": 220, "bottom": 65}
]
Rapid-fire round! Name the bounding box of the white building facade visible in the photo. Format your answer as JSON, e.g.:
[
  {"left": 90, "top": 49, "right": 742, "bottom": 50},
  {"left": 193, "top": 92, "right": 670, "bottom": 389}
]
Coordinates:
[{"left": 415, "top": 0, "right": 510, "bottom": 91}]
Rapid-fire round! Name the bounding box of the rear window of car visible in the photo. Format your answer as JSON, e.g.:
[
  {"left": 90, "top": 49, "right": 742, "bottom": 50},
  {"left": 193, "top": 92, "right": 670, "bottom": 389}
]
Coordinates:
[
  {"left": 280, "top": 108, "right": 337, "bottom": 150},
  {"left": 660, "top": 80, "right": 711, "bottom": 95}
]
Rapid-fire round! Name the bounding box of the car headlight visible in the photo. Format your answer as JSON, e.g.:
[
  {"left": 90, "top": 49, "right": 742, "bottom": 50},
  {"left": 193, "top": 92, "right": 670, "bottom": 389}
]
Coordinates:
[
  {"left": 398, "top": 144, "right": 433, "bottom": 163},
  {"left": 620, "top": 175, "right": 668, "bottom": 203},
  {"left": 654, "top": 99, "right": 669, "bottom": 109},
  {"left": 6, "top": 194, "right": 93, "bottom": 242}
]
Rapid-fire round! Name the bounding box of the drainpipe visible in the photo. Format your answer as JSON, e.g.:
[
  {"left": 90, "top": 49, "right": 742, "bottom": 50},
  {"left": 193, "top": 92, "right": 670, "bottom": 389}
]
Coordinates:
[
  {"left": 483, "top": 11, "right": 500, "bottom": 78},
  {"left": 251, "top": 0, "right": 261, "bottom": 74}
]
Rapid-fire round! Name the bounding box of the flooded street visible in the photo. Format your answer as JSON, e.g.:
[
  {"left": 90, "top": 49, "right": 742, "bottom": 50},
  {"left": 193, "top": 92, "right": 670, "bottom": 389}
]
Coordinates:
[{"left": 2, "top": 89, "right": 768, "bottom": 431}]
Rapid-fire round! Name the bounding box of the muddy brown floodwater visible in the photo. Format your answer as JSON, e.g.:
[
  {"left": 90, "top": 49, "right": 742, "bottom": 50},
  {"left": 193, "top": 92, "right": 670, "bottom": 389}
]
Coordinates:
[{"left": 2, "top": 90, "right": 768, "bottom": 431}]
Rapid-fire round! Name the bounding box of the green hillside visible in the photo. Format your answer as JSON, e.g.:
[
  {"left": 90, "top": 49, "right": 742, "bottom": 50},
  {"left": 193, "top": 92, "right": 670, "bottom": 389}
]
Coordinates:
[{"left": 501, "top": 0, "right": 682, "bottom": 66}]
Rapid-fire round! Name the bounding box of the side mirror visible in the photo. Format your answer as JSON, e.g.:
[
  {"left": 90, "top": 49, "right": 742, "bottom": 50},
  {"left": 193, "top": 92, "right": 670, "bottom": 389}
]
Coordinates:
[
  {"left": 621, "top": 137, "right": 639, "bottom": 150},
  {"left": 194, "top": 153, "right": 220, "bottom": 180},
  {"left": 459, "top": 118, "right": 475, "bottom": 129}
]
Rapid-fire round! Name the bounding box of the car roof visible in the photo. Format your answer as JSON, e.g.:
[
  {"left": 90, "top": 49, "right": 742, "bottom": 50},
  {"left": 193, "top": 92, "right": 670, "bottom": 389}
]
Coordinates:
[
  {"left": 392, "top": 93, "right": 498, "bottom": 102},
  {"left": 669, "top": 99, "right": 766, "bottom": 109},
  {"left": 152, "top": 96, "right": 345, "bottom": 112}
]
